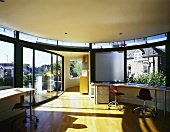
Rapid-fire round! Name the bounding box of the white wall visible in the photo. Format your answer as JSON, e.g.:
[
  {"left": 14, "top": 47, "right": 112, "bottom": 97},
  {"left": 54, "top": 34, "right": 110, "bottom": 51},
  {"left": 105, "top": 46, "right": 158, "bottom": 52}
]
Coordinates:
[{"left": 64, "top": 57, "right": 80, "bottom": 90}]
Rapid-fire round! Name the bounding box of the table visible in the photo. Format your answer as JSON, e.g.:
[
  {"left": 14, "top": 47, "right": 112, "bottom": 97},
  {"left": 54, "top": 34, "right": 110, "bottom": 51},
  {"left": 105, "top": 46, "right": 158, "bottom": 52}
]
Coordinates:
[
  {"left": 93, "top": 83, "right": 170, "bottom": 117},
  {"left": 0, "top": 88, "right": 35, "bottom": 120}
]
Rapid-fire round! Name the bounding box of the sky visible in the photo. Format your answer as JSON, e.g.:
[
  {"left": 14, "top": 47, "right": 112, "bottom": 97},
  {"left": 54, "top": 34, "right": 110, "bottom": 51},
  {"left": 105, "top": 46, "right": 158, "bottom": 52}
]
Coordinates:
[
  {"left": 0, "top": 41, "right": 14, "bottom": 63},
  {"left": 1, "top": 41, "right": 54, "bottom": 67}
]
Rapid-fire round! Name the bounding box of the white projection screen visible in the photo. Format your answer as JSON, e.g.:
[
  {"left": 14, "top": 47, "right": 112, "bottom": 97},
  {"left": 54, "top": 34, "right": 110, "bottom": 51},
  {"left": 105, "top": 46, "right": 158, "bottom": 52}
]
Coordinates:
[{"left": 95, "top": 51, "right": 124, "bottom": 82}]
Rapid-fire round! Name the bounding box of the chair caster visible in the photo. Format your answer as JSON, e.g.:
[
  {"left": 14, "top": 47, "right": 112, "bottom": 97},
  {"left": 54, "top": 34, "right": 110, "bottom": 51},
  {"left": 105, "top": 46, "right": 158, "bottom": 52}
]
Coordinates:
[
  {"left": 34, "top": 124, "right": 37, "bottom": 128},
  {"left": 132, "top": 110, "right": 135, "bottom": 113},
  {"left": 108, "top": 107, "right": 110, "bottom": 110},
  {"left": 36, "top": 118, "right": 39, "bottom": 123}
]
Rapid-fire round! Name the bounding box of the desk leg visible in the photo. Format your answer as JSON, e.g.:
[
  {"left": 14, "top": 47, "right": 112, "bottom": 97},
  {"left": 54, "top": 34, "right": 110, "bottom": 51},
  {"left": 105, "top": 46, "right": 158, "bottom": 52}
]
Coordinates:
[
  {"left": 30, "top": 91, "right": 32, "bottom": 120},
  {"left": 95, "top": 86, "right": 96, "bottom": 104},
  {"left": 164, "top": 91, "right": 166, "bottom": 118},
  {"left": 154, "top": 89, "right": 157, "bottom": 115}
]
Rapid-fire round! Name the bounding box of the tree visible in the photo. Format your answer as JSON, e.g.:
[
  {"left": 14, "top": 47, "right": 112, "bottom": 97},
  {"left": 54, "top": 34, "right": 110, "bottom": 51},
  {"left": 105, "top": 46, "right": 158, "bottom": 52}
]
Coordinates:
[{"left": 70, "top": 60, "right": 82, "bottom": 77}]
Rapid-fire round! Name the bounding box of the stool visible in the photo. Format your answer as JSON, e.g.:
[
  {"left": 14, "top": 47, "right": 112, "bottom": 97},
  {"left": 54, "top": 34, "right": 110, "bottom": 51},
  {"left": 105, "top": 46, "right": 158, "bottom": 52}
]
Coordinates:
[
  {"left": 108, "top": 85, "right": 125, "bottom": 111},
  {"left": 12, "top": 93, "right": 39, "bottom": 131},
  {"left": 132, "top": 88, "right": 155, "bottom": 118}
]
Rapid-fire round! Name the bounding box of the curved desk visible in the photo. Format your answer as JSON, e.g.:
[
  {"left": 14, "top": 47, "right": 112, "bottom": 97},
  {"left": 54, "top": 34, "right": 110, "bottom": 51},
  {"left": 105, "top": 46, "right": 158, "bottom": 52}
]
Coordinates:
[{"left": 93, "top": 83, "right": 170, "bottom": 117}]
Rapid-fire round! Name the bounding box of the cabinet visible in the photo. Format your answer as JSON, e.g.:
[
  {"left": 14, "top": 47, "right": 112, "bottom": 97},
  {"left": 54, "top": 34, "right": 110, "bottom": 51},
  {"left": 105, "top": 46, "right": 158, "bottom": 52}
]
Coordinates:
[
  {"left": 82, "top": 55, "right": 88, "bottom": 76},
  {"left": 80, "top": 76, "right": 88, "bottom": 94},
  {"left": 80, "top": 55, "right": 88, "bottom": 94},
  {"left": 95, "top": 86, "right": 109, "bottom": 104}
]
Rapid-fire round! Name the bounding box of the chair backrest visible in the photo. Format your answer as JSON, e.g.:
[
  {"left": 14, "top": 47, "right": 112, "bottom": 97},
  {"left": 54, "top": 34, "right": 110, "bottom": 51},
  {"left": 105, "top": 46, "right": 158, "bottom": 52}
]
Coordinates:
[
  {"left": 138, "top": 88, "right": 152, "bottom": 100},
  {"left": 110, "top": 85, "right": 118, "bottom": 94}
]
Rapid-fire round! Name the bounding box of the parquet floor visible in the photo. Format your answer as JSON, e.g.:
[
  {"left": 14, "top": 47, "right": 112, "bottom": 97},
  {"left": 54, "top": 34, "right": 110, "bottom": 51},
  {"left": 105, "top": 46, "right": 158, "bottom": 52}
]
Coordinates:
[{"left": 0, "top": 86, "right": 169, "bottom": 132}]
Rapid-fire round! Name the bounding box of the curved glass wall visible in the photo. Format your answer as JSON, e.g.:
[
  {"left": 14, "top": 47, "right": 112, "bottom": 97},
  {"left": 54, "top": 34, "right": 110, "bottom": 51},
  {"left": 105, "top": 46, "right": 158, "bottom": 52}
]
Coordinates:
[{"left": 0, "top": 24, "right": 169, "bottom": 103}]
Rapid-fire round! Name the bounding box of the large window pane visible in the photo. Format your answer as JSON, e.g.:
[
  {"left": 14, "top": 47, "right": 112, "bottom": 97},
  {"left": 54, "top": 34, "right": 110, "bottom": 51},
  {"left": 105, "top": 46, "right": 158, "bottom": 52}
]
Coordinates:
[
  {"left": 127, "top": 46, "right": 166, "bottom": 86},
  {"left": 0, "top": 41, "right": 14, "bottom": 89},
  {"left": 57, "top": 56, "right": 63, "bottom": 94},
  {"left": 35, "top": 50, "right": 51, "bottom": 93},
  {"left": 53, "top": 55, "right": 63, "bottom": 95},
  {"left": 95, "top": 51, "right": 124, "bottom": 82},
  {"left": 23, "top": 47, "right": 33, "bottom": 88}
]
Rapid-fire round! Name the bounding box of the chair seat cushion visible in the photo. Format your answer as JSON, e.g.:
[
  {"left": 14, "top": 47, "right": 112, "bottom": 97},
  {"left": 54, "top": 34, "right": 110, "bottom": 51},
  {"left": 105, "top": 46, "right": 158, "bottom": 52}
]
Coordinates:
[{"left": 137, "top": 95, "right": 152, "bottom": 101}]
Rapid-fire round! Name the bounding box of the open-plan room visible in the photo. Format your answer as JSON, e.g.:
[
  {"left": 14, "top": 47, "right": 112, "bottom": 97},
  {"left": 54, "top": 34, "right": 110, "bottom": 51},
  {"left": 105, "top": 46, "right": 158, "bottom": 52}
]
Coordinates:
[{"left": 0, "top": 0, "right": 170, "bottom": 132}]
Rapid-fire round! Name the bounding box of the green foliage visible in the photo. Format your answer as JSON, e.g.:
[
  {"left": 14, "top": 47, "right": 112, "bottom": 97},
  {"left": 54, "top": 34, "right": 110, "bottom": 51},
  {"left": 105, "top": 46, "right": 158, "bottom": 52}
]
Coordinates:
[
  {"left": 23, "top": 73, "right": 29, "bottom": 86},
  {"left": 135, "top": 74, "right": 149, "bottom": 84},
  {"left": 53, "top": 59, "right": 62, "bottom": 71},
  {"left": 148, "top": 72, "right": 166, "bottom": 86},
  {"left": 127, "top": 73, "right": 136, "bottom": 83},
  {"left": 23, "top": 73, "right": 33, "bottom": 86},
  {"left": 127, "top": 71, "right": 166, "bottom": 86},
  {"left": 72, "top": 61, "right": 82, "bottom": 77},
  {"left": 70, "top": 60, "right": 82, "bottom": 77}
]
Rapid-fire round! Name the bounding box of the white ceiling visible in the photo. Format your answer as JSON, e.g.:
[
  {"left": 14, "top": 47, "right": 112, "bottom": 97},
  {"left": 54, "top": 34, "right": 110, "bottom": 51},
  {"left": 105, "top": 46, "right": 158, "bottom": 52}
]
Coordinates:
[
  {"left": 0, "top": 0, "right": 170, "bottom": 58},
  {"left": 0, "top": 0, "right": 169, "bottom": 43}
]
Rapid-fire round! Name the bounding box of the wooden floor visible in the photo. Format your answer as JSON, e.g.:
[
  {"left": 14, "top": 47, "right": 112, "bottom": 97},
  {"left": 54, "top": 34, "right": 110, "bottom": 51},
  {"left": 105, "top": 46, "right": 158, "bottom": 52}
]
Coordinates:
[{"left": 0, "top": 86, "right": 170, "bottom": 132}]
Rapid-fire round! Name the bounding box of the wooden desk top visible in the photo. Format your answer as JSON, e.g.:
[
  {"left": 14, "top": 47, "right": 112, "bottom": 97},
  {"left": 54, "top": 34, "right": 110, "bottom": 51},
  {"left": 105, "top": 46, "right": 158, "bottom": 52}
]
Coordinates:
[{"left": 0, "top": 88, "right": 35, "bottom": 100}]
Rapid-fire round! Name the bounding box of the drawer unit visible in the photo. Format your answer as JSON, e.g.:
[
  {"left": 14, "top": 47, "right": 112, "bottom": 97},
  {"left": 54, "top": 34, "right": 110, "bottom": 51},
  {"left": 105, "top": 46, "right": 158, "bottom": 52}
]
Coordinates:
[{"left": 95, "top": 86, "right": 109, "bottom": 104}]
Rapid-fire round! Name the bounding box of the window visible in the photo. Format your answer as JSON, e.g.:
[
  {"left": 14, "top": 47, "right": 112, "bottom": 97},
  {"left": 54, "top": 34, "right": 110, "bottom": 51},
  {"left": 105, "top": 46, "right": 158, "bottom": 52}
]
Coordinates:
[
  {"left": 147, "top": 33, "right": 167, "bottom": 43},
  {"left": 0, "top": 26, "right": 14, "bottom": 37},
  {"left": 143, "top": 65, "right": 148, "bottom": 73},
  {"left": 58, "top": 41, "right": 89, "bottom": 48},
  {"left": 127, "top": 46, "right": 166, "bottom": 86},
  {"left": 0, "top": 41, "right": 14, "bottom": 88},
  {"left": 134, "top": 52, "right": 142, "bottom": 61},
  {"left": 70, "top": 60, "right": 82, "bottom": 78},
  {"left": 23, "top": 47, "right": 33, "bottom": 88},
  {"left": 92, "top": 42, "right": 124, "bottom": 49},
  {"left": 19, "top": 32, "right": 37, "bottom": 43}
]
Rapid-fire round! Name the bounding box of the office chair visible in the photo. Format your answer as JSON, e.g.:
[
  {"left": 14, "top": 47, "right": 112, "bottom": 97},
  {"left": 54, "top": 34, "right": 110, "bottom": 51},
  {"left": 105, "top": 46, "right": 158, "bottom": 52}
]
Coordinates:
[
  {"left": 132, "top": 88, "right": 155, "bottom": 118},
  {"left": 12, "top": 91, "right": 39, "bottom": 131},
  {"left": 108, "top": 85, "right": 125, "bottom": 111}
]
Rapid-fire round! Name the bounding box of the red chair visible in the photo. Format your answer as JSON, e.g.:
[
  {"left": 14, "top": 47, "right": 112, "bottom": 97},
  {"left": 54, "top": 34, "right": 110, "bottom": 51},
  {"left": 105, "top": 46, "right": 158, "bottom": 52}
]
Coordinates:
[{"left": 108, "top": 85, "right": 125, "bottom": 111}]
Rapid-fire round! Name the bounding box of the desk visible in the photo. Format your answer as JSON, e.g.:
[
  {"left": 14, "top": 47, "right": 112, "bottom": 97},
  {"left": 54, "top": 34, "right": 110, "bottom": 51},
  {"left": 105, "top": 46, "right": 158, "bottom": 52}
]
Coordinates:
[
  {"left": 93, "top": 83, "right": 170, "bottom": 117},
  {"left": 0, "top": 88, "right": 35, "bottom": 121}
]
